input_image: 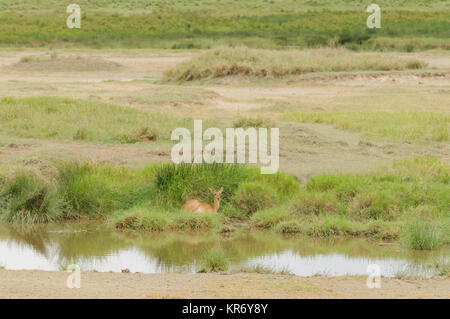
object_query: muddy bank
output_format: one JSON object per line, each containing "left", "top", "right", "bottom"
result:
{"left": 0, "top": 269, "right": 448, "bottom": 299}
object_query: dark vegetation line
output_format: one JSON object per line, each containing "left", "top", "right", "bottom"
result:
{"left": 0, "top": 11, "right": 448, "bottom": 50}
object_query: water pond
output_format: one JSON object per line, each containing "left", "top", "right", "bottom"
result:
{"left": 0, "top": 222, "right": 447, "bottom": 277}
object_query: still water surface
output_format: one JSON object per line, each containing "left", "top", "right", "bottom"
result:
{"left": 0, "top": 222, "right": 447, "bottom": 277}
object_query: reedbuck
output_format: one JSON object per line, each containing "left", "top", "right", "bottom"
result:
{"left": 182, "top": 187, "right": 224, "bottom": 214}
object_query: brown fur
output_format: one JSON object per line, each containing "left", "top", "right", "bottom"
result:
{"left": 181, "top": 187, "right": 224, "bottom": 214}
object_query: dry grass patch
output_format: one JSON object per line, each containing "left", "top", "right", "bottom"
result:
{"left": 164, "top": 47, "right": 427, "bottom": 82}
{"left": 8, "top": 54, "right": 122, "bottom": 72}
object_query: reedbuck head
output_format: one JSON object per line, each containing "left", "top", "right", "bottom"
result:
{"left": 209, "top": 187, "right": 224, "bottom": 203}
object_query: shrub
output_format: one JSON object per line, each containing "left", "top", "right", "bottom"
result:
{"left": 198, "top": 249, "right": 228, "bottom": 273}
{"left": 155, "top": 163, "right": 258, "bottom": 208}
{"left": 274, "top": 220, "right": 302, "bottom": 234}
{"left": 172, "top": 212, "right": 220, "bottom": 231}
{"left": 258, "top": 172, "right": 300, "bottom": 199}
{"left": 57, "top": 162, "right": 155, "bottom": 218}
{"left": 290, "top": 192, "right": 338, "bottom": 216}
{"left": 112, "top": 206, "right": 168, "bottom": 231}
{"left": 363, "top": 220, "right": 400, "bottom": 240}
{"left": 307, "top": 173, "right": 361, "bottom": 201}
{"left": 338, "top": 29, "right": 371, "bottom": 45}
{"left": 111, "top": 205, "right": 220, "bottom": 232}
{"left": 348, "top": 192, "right": 398, "bottom": 220}
{"left": 402, "top": 220, "right": 442, "bottom": 250}
{"left": 0, "top": 170, "right": 60, "bottom": 223}
{"left": 251, "top": 205, "right": 290, "bottom": 228}
{"left": 233, "top": 182, "right": 279, "bottom": 215}
{"left": 307, "top": 215, "right": 362, "bottom": 237}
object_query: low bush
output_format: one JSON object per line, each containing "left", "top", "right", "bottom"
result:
{"left": 57, "top": 162, "right": 156, "bottom": 218}
{"left": 402, "top": 220, "right": 443, "bottom": 250}
{"left": 251, "top": 205, "right": 290, "bottom": 229}
{"left": 198, "top": 249, "right": 228, "bottom": 273}
{"left": 111, "top": 205, "right": 220, "bottom": 232}
{"left": 233, "top": 182, "right": 279, "bottom": 215}
{"left": 348, "top": 192, "right": 398, "bottom": 220}
{"left": 274, "top": 220, "right": 303, "bottom": 234}
{"left": 290, "top": 192, "right": 339, "bottom": 216}
{"left": 0, "top": 170, "right": 60, "bottom": 223}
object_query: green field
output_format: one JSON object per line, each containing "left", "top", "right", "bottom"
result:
{"left": 0, "top": 0, "right": 449, "bottom": 50}
{"left": 1, "top": 0, "right": 448, "bottom": 13}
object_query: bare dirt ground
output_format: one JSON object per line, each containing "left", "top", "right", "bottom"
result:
{"left": 0, "top": 50, "right": 449, "bottom": 178}
{"left": 0, "top": 269, "right": 448, "bottom": 299}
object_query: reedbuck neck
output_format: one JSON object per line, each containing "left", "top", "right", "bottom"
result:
{"left": 181, "top": 187, "right": 224, "bottom": 214}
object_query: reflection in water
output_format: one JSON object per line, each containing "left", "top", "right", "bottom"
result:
{"left": 0, "top": 222, "right": 447, "bottom": 277}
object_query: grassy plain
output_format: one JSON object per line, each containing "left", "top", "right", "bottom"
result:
{"left": 0, "top": 0, "right": 448, "bottom": 50}
{"left": 0, "top": 1, "right": 448, "bottom": 252}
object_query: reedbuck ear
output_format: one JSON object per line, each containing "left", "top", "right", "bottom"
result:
{"left": 219, "top": 187, "right": 224, "bottom": 193}
{"left": 208, "top": 187, "right": 214, "bottom": 193}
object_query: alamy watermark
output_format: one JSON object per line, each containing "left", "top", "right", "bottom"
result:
{"left": 67, "top": 4, "right": 81, "bottom": 29}
{"left": 66, "top": 264, "right": 81, "bottom": 288}
{"left": 367, "top": 4, "right": 381, "bottom": 29}
{"left": 171, "top": 120, "right": 279, "bottom": 174}
{"left": 366, "top": 264, "right": 381, "bottom": 288}
{"left": 65, "top": 4, "right": 381, "bottom": 31}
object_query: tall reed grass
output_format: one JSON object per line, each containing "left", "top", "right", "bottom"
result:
{"left": 0, "top": 170, "right": 60, "bottom": 223}
{"left": 402, "top": 220, "right": 443, "bottom": 250}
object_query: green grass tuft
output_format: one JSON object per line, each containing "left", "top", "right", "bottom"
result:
{"left": 274, "top": 220, "right": 302, "bottom": 234}
{"left": 233, "top": 182, "right": 279, "bottom": 216}
{"left": 198, "top": 249, "right": 228, "bottom": 273}
{"left": 57, "top": 162, "right": 156, "bottom": 218}
{"left": 402, "top": 220, "right": 443, "bottom": 250}
{"left": 110, "top": 205, "right": 220, "bottom": 232}
{"left": 251, "top": 205, "right": 290, "bottom": 229}
{"left": 0, "top": 170, "right": 60, "bottom": 223}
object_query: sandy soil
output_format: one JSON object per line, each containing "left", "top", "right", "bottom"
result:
{"left": 0, "top": 269, "right": 448, "bottom": 299}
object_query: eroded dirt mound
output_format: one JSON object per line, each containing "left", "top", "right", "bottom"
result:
{"left": 207, "top": 71, "right": 450, "bottom": 86}
{"left": 304, "top": 71, "right": 450, "bottom": 83}
{"left": 5, "top": 54, "right": 123, "bottom": 72}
